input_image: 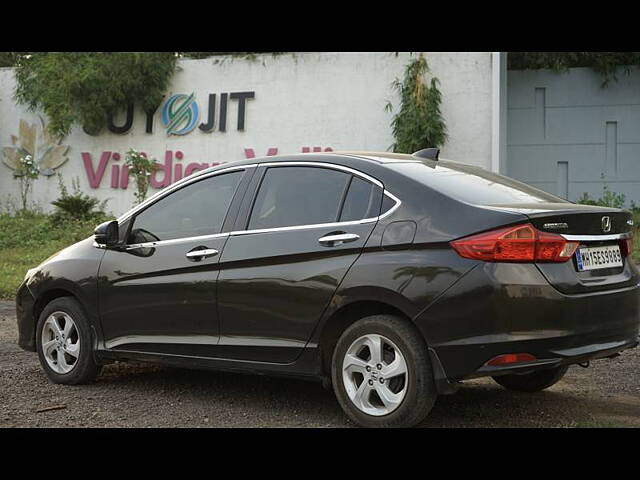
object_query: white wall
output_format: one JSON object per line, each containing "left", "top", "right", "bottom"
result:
{"left": 0, "top": 52, "right": 497, "bottom": 216}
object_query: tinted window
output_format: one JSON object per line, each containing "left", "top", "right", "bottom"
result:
{"left": 381, "top": 194, "right": 396, "bottom": 215}
{"left": 249, "top": 166, "right": 350, "bottom": 230}
{"left": 339, "top": 176, "right": 377, "bottom": 221}
{"left": 128, "top": 171, "right": 243, "bottom": 243}
{"left": 389, "top": 162, "right": 565, "bottom": 205}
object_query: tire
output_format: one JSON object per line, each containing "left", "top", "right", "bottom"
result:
{"left": 35, "top": 297, "right": 101, "bottom": 385}
{"left": 492, "top": 365, "right": 568, "bottom": 392}
{"left": 331, "top": 314, "right": 437, "bottom": 428}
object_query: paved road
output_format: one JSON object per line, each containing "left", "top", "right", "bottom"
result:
{"left": 1, "top": 301, "right": 638, "bottom": 427}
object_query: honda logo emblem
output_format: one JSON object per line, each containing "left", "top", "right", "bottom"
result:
{"left": 602, "top": 216, "right": 611, "bottom": 233}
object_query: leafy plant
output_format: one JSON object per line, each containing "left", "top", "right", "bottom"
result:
{"left": 13, "top": 153, "right": 39, "bottom": 211}
{"left": 577, "top": 178, "right": 626, "bottom": 209}
{"left": 14, "top": 53, "right": 178, "bottom": 138}
{"left": 125, "top": 149, "right": 159, "bottom": 205}
{"left": 386, "top": 54, "right": 447, "bottom": 153}
{"left": 51, "top": 174, "right": 108, "bottom": 221}
{"left": 508, "top": 52, "right": 640, "bottom": 87}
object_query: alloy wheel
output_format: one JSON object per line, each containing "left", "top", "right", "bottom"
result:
{"left": 41, "top": 311, "right": 80, "bottom": 374}
{"left": 341, "top": 333, "right": 408, "bottom": 416}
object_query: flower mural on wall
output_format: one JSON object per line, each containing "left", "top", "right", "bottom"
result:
{"left": 2, "top": 117, "right": 70, "bottom": 176}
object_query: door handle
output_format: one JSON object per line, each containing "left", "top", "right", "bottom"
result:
{"left": 185, "top": 248, "right": 219, "bottom": 261}
{"left": 318, "top": 233, "right": 360, "bottom": 247}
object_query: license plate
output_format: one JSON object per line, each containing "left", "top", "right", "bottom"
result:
{"left": 575, "top": 245, "right": 623, "bottom": 272}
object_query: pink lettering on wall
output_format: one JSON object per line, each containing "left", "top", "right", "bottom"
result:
{"left": 302, "top": 146, "right": 333, "bottom": 153}
{"left": 82, "top": 146, "right": 334, "bottom": 190}
{"left": 150, "top": 151, "right": 173, "bottom": 189}
{"left": 82, "top": 151, "right": 111, "bottom": 188}
{"left": 244, "top": 147, "right": 278, "bottom": 159}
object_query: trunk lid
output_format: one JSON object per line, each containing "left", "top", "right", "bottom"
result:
{"left": 487, "top": 202, "right": 637, "bottom": 294}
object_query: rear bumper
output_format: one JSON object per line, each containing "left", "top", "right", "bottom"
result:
{"left": 416, "top": 263, "right": 640, "bottom": 381}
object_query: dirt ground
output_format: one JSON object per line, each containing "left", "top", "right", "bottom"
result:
{"left": 0, "top": 301, "right": 638, "bottom": 428}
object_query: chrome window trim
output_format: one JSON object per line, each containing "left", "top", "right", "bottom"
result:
{"left": 233, "top": 162, "right": 402, "bottom": 236}
{"left": 259, "top": 161, "right": 384, "bottom": 188}
{"left": 230, "top": 190, "right": 401, "bottom": 236}
{"left": 117, "top": 164, "right": 256, "bottom": 223}
{"left": 113, "top": 161, "right": 402, "bottom": 247}
{"left": 230, "top": 219, "right": 375, "bottom": 236}
{"left": 561, "top": 232, "right": 632, "bottom": 241}
{"left": 125, "top": 232, "right": 229, "bottom": 250}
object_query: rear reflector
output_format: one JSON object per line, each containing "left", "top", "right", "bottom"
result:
{"left": 486, "top": 353, "right": 537, "bottom": 366}
{"left": 450, "top": 223, "right": 579, "bottom": 263}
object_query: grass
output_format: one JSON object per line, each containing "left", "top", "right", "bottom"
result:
{"left": 0, "top": 212, "right": 112, "bottom": 299}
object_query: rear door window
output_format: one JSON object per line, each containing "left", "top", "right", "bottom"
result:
{"left": 339, "top": 176, "right": 379, "bottom": 221}
{"left": 248, "top": 166, "right": 351, "bottom": 230}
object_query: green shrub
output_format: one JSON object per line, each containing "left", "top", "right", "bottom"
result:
{"left": 51, "top": 175, "right": 109, "bottom": 221}
{"left": 577, "top": 185, "right": 626, "bottom": 209}
{"left": 386, "top": 54, "right": 447, "bottom": 153}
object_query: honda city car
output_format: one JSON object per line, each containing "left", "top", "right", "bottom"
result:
{"left": 16, "top": 149, "right": 640, "bottom": 427}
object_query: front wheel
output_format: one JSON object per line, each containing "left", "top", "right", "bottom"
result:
{"left": 35, "top": 297, "right": 102, "bottom": 385}
{"left": 492, "top": 365, "right": 568, "bottom": 392}
{"left": 331, "top": 314, "right": 437, "bottom": 428}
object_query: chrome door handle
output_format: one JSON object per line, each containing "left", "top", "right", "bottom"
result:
{"left": 185, "top": 248, "right": 219, "bottom": 261}
{"left": 318, "top": 233, "right": 360, "bottom": 246}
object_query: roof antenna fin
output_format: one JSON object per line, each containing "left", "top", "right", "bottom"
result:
{"left": 413, "top": 148, "right": 440, "bottom": 161}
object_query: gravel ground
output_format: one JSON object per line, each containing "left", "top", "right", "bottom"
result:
{"left": 1, "top": 301, "right": 638, "bottom": 428}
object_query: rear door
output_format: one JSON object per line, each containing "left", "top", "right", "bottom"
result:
{"left": 216, "top": 163, "right": 383, "bottom": 363}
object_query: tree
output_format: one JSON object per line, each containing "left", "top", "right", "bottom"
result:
{"left": 13, "top": 52, "right": 178, "bottom": 138}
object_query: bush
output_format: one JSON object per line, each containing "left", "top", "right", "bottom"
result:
{"left": 576, "top": 185, "right": 626, "bottom": 209}
{"left": 51, "top": 175, "right": 109, "bottom": 221}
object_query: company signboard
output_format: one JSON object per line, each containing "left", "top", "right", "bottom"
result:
{"left": 0, "top": 53, "right": 497, "bottom": 215}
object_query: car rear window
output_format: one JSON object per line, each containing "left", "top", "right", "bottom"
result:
{"left": 390, "top": 162, "right": 564, "bottom": 206}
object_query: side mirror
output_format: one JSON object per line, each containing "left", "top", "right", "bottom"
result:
{"left": 94, "top": 220, "right": 119, "bottom": 246}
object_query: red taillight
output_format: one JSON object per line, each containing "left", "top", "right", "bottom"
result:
{"left": 451, "top": 223, "right": 579, "bottom": 263}
{"left": 620, "top": 236, "right": 634, "bottom": 257}
{"left": 486, "top": 353, "right": 537, "bottom": 366}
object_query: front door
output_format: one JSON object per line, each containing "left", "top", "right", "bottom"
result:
{"left": 217, "top": 164, "right": 383, "bottom": 363}
{"left": 98, "top": 168, "right": 248, "bottom": 356}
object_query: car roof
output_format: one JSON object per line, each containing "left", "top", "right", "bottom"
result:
{"left": 196, "top": 151, "right": 427, "bottom": 176}
{"left": 328, "top": 151, "right": 423, "bottom": 164}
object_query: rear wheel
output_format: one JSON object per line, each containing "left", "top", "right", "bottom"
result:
{"left": 492, "top": 365, "right": 568, "bottom": 392}
{"left": 35, "top": 297, "right": 101, "bottom": 385}
{"left": 331, "top": 314, "right": 437, "bottom": 428}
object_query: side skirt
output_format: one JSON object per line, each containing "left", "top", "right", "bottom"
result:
{"left": 95, "top": 346, "right": 323, "bottom": 382}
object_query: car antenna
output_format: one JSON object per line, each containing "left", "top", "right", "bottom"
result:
{"left": 412, "top": 148, "right": 440, "bottom": 161}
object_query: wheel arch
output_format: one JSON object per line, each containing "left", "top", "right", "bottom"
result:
{"left": 318, "top": 299, "right": 413, "bottom": 377}
{"left": 32, "top": 287, "right": 89, "bottom": 347}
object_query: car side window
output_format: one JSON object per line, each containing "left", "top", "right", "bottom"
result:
{"left": 127, "top": 171, "right": 243, "bottom": 243}
{"left": 339, "top": 176, "right": 378, "bottom": 222}
{"left": 248, "top": 166, "right": 351, "bottom": 230}
{"left": 380, "top": 194, "right": 396, "bottom": 216}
